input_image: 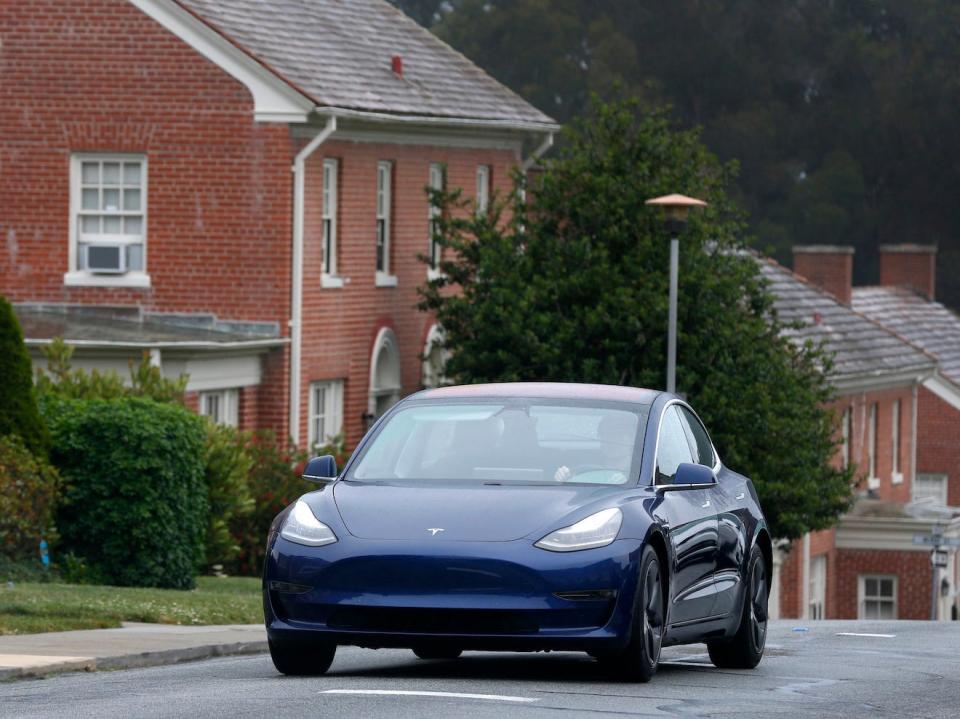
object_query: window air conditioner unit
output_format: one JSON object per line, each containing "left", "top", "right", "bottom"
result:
{"left": 85, "top": 244, "right": 126, "bottom": 274}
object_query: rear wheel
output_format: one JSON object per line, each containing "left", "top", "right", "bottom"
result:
{"left": 707, "top": 544, "right": 767, "bottom": 669}
{"left": 412, "top": 647, "right": 463, "bottom": 660}
{"left": 268, "top": 638, "right": 336, "bottom": 676}
{"left": 596, "top": 545, "right": 665, "bottom": 682}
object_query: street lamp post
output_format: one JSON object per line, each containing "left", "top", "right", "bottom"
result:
{"left": 645, "top": 194, "right": 708, "bottom": 394}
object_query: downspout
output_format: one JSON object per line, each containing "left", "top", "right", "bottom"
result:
{"left": 289, "top": 116, "right": 336, "bottom": 446}
{"left": 911, "top": 379, "right": 919, "bottom": 499}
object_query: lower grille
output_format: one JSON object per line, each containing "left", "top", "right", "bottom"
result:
{"left": 326, "top": 606, "right": 540, "bottom": 635}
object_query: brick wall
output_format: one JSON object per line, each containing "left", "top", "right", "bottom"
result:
{"left": 792, "top": 246, "right": 854, "bottom": 304}
{"left": 0, "top": 0, "right": 292, "bottom": 330}
{"left": 879, "top": 245, "right": 937, "bottom": 300}
{"left": 917, "top": 386, "right": 960, "bottom": 505}
{"left": 298, "top": 139, "right": 520, "bottom": 448}
{"left": 834, "top": 549, "right": 932, "bottom": 619}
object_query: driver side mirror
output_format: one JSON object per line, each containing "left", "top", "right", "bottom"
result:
{"left": 302, "top": 455, "right": 338, "bottom": 484}
{"left": 665, "top": 462, "right": 717, "bottom": 490}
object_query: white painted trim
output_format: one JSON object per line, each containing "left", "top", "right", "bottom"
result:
{"left": 315, "top": 106, "right": 559, "bottom": 134}
{"left": 835, "top": 514, "right": 960, "bottom": 551}
{"left": 24, "top": 337, "right": 285, "bottom": 351}
{"left": 857, "top": 574, "right": 898, "bottom": 620}
{"left": 922, "top": 372, "right": 960, "bottom": 412}
{"left": 801, "top": 533, "right": 811, "bottom": 620}
{"left": 374, "top": 272, "right": 398, "bottom": 288}
{"left": 911, "top": 382, "right": 919, "bottom": 497}
{"left": 421, "top": 323, "right": 448, "bottom": 389}
{"left": 368, "top": 327, "right": 401, "bottom": 418}
{"left": 63, "top": 271, "right": 152, "bottom": 288}
{"left": 305, "top": 126, "right": 524, "bottom": 152}
{"left": 290, "top": 117, "right": 337, "bottom": 445}
{"left": 320, "top": 274, "right": 345, "bottom": 289}
{"left": 127, "top": 0, "right": 313, "bottom": 123}
{"left": 521, "top": 132, "right": 555, "bottom": 172}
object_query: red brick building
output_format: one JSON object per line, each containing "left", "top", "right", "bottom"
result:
{"left": 767, "top": 246, "right": 960, "bottom": 621}
{"left": 0, "top": 0, "right": 557, "bottom": 447}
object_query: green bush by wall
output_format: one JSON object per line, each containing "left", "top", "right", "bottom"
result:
{"left": 44, "top": 396, "right": 208, "bottom": 589}
{"left": 0, "top": 435, "right": 60, "bottom": 562}
{"left": 0, "top": 296, "right": 49, "bottom": 456}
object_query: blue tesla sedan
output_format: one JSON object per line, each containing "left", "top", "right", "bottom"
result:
{"left": 263, "top": 383, "right": 771, "bottom": 681}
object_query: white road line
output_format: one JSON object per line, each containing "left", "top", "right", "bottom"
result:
{"left": 320, "top": 689, "right": 538, "bottom": 703}
{"left": 836, "top": 632, "right": 896, "bottom": 638}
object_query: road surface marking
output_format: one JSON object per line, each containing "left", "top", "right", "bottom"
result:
{"left": 320, "top": 689, "right": 537, "bottom": 703}
{"left": 836, "top": 632, "right": 896, "bottom": 638}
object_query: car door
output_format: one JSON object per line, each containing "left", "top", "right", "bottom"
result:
{"left": 677, "top": 405, "right": 747, "bottom": 618}
{"left": 652, "top": 405, "right": 720, "bottom": 625}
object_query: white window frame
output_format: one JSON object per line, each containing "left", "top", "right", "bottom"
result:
{"left": 891, "top": 399, "right": 902, "bottom": 483}
{"left": 321, "top": 158, "right": 343, "bottom": 288}
{"left": 375, "top": 161, "right": 397, "bottom": 287}
{"left": 809, "top": 554, "right": 826, "bottom": 620}
{"left": 199, "top": 388, "right": 239, "bottom": 427}
{"left": 867, "top": 402, "right": 879, "bottom": 490}
{"left": 369, "top": 327, "right": 402, "bottom": 419}
{"left": 841, "top": 406, "right": 851, "bottom": 470}
{"left": 65, "top": 153, "right": 150, "bottom": 288}
{"left": 914, "top": 473, "right": 949, "bottom": 505}
{"left": 308, "top": 379, "right": 344, "bottom": 449}
{"left": 476, "top": 164, "right": 491, "bottom": 216}
{"left": 858, "top": 574, "right": 897, "bottom": 620}
{"left": 427, "top": 163, "right": 444, "bottom": 280}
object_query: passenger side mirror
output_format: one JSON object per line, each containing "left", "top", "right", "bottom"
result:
{"left": 302, "top": 455, "right": 338, "bottom": 484}
{"left": 666, "top": 462, "right": 717, "bottom": 490}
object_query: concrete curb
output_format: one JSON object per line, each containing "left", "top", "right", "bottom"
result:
{"left": 0, "top": 640, "right": 268, "bottom": 682}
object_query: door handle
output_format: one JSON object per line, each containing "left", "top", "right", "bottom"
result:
{"left": 735, "top": 493, "right": 745, "bottom": 501}
{"left": 701, "top": 500, "right": 711, "bottom": 508}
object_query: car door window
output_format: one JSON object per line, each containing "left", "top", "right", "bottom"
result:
{"left": 656, "top": 405, "right": 694, "bottom": 484}
{"left": 678, "top": 406, "right": 715, "bottom": 468}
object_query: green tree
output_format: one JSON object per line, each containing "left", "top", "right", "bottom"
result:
{"left": 0, "top": 296, "right": 49, "bottom": 456}
{"left": 419, "top": 99, "right": 853, "bottom": 540}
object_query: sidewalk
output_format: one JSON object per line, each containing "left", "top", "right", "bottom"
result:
{"left": 0, "top": 623, "right": 267, "bottom": 681}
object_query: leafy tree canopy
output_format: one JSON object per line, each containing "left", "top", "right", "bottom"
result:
{"left": 392, "top": 0, "right": 960, "bottom": 307}
{"left": 418, "top": 99, "right": 854, "bottom": 540}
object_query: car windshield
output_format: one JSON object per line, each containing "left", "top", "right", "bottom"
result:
{"left": 347, "top": 400, "right": 647, "bottom": 486}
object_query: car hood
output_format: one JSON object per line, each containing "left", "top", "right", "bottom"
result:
{"left": 332, "top": 481, "right": 615, "bottom": 542}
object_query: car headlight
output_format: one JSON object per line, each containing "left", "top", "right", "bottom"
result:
{"left": 535, "top": 507, "right": 623, "bottom": 552}
{"left": 279, "top": 499, "right": 338, "bottom": 547}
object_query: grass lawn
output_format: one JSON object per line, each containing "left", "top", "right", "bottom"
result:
{"left": 0, "top": 576, "right": 262, "bottom": 635}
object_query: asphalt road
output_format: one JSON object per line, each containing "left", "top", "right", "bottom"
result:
{"left": 2, "top": 620, "right": 959, "bottom": 718}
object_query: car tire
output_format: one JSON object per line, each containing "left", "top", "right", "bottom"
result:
{"left": 412, "top": 647, "right": 463, "bottom": 660}
{"left": 268, "top": 638, "right": 337, "bottom": 676}
{"left": 596, "top": 545, "right": 665, "bottom": 683}
{"left": 707, "top": 544, "right": 767, "bottom": 669}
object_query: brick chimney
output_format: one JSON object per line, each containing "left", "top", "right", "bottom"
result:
{"left": 792, "top": 245, "right": 855, "bottom": 305}
{"left": 879, "top": 244, "right": 937, "bottom": 300}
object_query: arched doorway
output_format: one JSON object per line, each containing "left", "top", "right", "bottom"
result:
{"left": 369, "top": 327, "right": 401, "bottom": 419}
{"left": 421, "top": 323, "right": 449, "bottom": 389}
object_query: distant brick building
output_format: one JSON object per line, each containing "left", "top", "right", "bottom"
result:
{"left": 0, "top": 0, "right": 557, "bottom": 447}
{"left": 770, "top": 246, "right": 960, "bottom": 621}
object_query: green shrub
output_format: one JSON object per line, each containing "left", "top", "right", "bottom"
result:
{"left": 44, "top": 396, "right": 208, "bottom": 589}
{"left": 0, "top": 296, "right": 49, "bottom": 456}
{"left": 203, "top": 423, "right": 254, "bottom": 570}
{"left": 0, "top": 435, "right": 59, "bottom": 562}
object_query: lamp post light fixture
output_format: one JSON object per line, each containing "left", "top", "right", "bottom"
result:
{"left": 644, "top": 194, "right": 708, "bottom": 394}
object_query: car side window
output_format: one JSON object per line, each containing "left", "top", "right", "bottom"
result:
{"left": 678, "top": 406, "right": 715, "bottom": 468}
{"left": 656, "top": 406, "right": 694, "bottom": 484}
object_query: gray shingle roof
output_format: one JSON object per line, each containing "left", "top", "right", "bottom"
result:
{"left": 176, "top": 0, "right": 557, "bottom": 127}
{"left": 853, "top": 286, "right": 960, "bottom": 385}
{"left": 757, "top": 256, "right": 934, "bottom": 383}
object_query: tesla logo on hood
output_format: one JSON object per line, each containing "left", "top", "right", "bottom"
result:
{"left": 427, "top": 528, "right": 445, "bottom": 536}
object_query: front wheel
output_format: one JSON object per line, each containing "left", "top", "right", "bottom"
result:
{"left": 269, "top": 639, "right": 336, "bottom": 676}
{"left": 596, "top": 545, "right": 665, "bottom": 682}
{"left": 707, "top": 544, "right": 767, "bottom": 669}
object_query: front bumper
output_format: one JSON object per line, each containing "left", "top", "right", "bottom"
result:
{"left": 264, "top": 534, "right": 644, "bottom": 651}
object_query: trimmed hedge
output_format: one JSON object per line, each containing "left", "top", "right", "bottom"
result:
{"left": 44, "top": 396, "right": 208, "bottom": 589}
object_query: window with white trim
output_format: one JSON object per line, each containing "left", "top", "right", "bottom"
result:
{"left": 841, "top": 407, "right": 852, "bottom": 469}
{"left": 309, "top": 380, "right": 344, "bottom": 449}
{"left": 370, "top": 328, "right": 401, "bottom": 419}
{"left": 376, "top": 161, "right": 393, "bottom": 279}
{"left": 867, "top": 402, "right": 878, "bottom": 488}
{"left": 427, "top": 163, "right": 444, "bottom": 272}
{"left": 858, "top": 575, "right": 896, "bottom": 619}
{"left": 914, "top": 473, "right": 948, "bottom": 505}
{"left": 199, "top": 388, "right": 239, "bottom": 427}
{"left": 891, "top": 399, "right": 902, "bottom": 483}
{"left": 476, "top": 165, "right": 491, "bottom": 216}
{"left": 322, "top": 158, "right": 338, "bottom": 277}
{"left": 71, "top": 155, "right": 147, "bottom": 280}
{"left": 809, "top": 555, "right": 826, "bottom": 620}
